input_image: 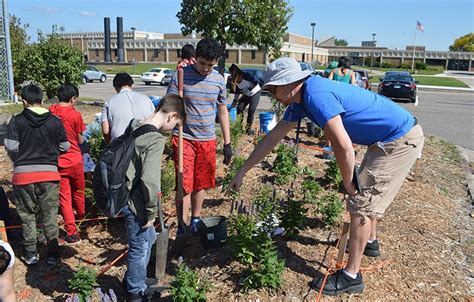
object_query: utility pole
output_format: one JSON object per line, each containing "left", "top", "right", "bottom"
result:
{"left": 131, "top": 27, "right": 136, "bottom": 75}
{"left": 370, "top": 33, "right": 376, "bottom": 71}
{"left": 310, "top": 22, "right": 316, "bottom": 64}
{"left": 1, "top": 0, "right": 14, "bottom": 102}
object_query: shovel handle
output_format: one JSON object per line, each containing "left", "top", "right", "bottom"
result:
{"left": 176, "top": 68, "right": 186, "bottom": 233}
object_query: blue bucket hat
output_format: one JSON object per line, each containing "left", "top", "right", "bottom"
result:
{"left": 263, "top": 58, "right": 313, "bottom": 88}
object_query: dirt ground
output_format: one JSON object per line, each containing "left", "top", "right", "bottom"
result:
{"left": 1, "top": 103, "right": 472, "bottom": 301}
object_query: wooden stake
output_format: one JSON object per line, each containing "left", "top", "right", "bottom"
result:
{"left": 336, "top": 222, "right": 350, "bottom": 269}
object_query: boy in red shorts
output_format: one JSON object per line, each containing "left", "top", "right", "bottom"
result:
{"left": 50, "top": 85, "right": 86, "bottom": 244}
{"left": 167, "top": 38, "right": 232, "bottom": 236}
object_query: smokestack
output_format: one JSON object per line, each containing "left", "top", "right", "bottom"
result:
{"left": 116, "top": 17, "right": 124, "bottom": 63}
{"left": 104, "top": 17, "right": 111, "bottom": 63}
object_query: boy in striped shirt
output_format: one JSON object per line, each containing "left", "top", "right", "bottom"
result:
{"left": 167, "top": 38, "right": 232, "bottom": 236}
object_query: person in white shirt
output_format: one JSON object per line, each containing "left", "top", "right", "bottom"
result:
{"left": 102, "top": 73, "right": 155, "bottom": 143}
{"left": 229, "top": 64, "right": 262, "bottom": 135}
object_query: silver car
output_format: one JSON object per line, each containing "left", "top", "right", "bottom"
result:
{"left": 82, "top": 65, "right": 107, "bottom": 84}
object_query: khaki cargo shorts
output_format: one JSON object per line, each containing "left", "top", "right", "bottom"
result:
{"left": 347, "top": 124, "right": 424, "bottom": 218}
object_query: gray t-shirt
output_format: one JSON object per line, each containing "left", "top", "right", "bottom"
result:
{"left": 102, "top": 87, "right": 155, "bottom": 141}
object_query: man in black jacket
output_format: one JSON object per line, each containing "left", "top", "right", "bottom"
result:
{"left": 5, "top": 84, "right": 69, "bottom": 266}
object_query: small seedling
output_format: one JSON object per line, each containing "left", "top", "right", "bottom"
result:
{"left": 87, "top": 127, "right": 105, "bottom": 162}
{"left": 171, "top": 258, "right": 210, "bottom": 302}
{"left": 222, "top": 156, "right": 246, "bottom": 199}
{"left": 230, "top": 115, "right": 245, "bottom": 150}
{"left": 301, "top": 177, "right": 323, "bottom": 205}
{"left": 67, "top": 266, "right": 99, "bottom": 302}
{"left": 228, "top": 214, "right": 261, "bottom": 265}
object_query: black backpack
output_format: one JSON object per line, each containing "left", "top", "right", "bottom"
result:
{"left": 92, "top": 122, "right": 159, "bottom": 218}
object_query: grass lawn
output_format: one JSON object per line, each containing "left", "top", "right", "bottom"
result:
{"left": 353, "top": 65, "right": 445, "bottom": 75}
{"left": 94, "top": 63, "right": 177, "bottom": 74}
{"left": 413, "top": 76, "right": 469, "bottom": 87}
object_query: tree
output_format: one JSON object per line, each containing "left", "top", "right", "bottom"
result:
{"left": 177, "top": 0, "right": 293, "bottom": 71}
{"left": 30, "top": 34, "right": 85, "bottom": 98}
{"left": 9, "top": 15, "right": 85, "bottom": 98}
{"left": 449, "top": 33, "right": 474, "bottom": 52}
{"left": 334, "top": 38, "right": 348, "bottom": 46}
{"left": 9, "top": 15, "right": 30, "bottom": 91}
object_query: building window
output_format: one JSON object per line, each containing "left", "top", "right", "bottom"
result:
{"left": 225, "top": 50, "right": 229, "bottom": 59}
{"left": 177, "top": 49, "right": 181, "bottom": 58}
{"left": 95, "top": 49, "right": 99, "bottom": 57}
{"left": 251, "top": 50, "right": 256, "bottom": 60}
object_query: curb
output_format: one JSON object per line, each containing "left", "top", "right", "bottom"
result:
{"left": 456, "top": 145, "right": 474, "bottom": 203}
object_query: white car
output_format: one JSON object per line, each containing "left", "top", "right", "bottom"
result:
{"left": 141, "top": 68, "right": 174, "bottom": 85}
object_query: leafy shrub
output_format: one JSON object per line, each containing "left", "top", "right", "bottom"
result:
{"left": 161, "top": 159, "right": 176, "bottom": 200}
{"left": 415, "top": 62, "right": 427, "bottom": 70}
{"left": 301, "top": 176, "right": 323, "bottom": 204}
{"left": 241, "top": 238, "right": 285, "bottom": 290}
{"left": 171, "top": 259, "right": 210, "bottom": 302}
{"left": 380, "top": 62, "right": 394, "bottom": 68}
{"left": 67, "top": 266, "right": 98, "bottom": 302}
{"left": 272, "top": 144, "right": 298, "bottom": 185}
{"left": 278, "top": 192, "right": 308, "bottom": 239}
{"left": 252, "top": 186, "right": 280, "bottom": 235}
{"left": 228, "top": 214, "right": 261, "bottom": 265}
{"left": 324, "top": 160, "right": 342, "bottom": 188}
{"left": 400, "top": 63, "right": 411, "bottom": 70}
{"left": 318, "top": 192, "right": 344, "bottom": 227}
{"left": 87, "top": 127, "right": 105, "bottom": 162}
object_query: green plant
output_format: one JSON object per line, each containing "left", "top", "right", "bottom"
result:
{"left": 88, "top": 127, "right": 105, "bottom": 162}
{"left": 317, "top": 192, "right": 344, "bottom": 227}
{"left": 161, "top": 159, "right": 176, "bottom": 200}
{"left": 271, "top": 98, "right": 285, "bottom": 121}
{"left": 415, "top": 62, "right": 428, "bottom": 70}
{"left": 228, "top": 214, "right": 261, "bottom": 265}
{"left": 324, "top": 160, "right": 342, "bottom": 188}
{"left": 301, "top": 177, "right": 323, "bottom": 204}
{"left": 272, "top": 144, "right": 298, "bottom": 185}
{"left": 278, "top": 192, "right": 308, "bottom": 239}
{"left": 252, "top": 185, "right": 280, "bottom": 234}
{"left": 68, "top": 266, "right": 99, "bottom": 302}
{"left": 241, "top": 237, "right": 285, "bottom": 290}
{"left": 230, "top": 115, "right": 244, "bottom": 150}
{"left": 222, "top": 156, "right": 246, "bottom": 199}
{"left": 171, "top": 259, "right": 210, "bottom": 302}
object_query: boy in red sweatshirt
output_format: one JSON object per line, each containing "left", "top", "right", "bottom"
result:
{"left": 50, "top": 85, "right": 86, "bottom": 244}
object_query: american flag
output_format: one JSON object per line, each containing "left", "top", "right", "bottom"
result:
{"left": 416, "top": 20, "right": 424, "bottom": 32}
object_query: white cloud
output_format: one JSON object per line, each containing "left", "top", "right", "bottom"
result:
{"left": 25, "top": 6, "right": 61, "bottom": 15}
{"left": 80, "top": 11, "right": 97, "bottom": 17}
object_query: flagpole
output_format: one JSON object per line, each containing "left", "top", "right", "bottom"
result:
{"left": 411, "top": 23, "right": 418, "bottom": 72}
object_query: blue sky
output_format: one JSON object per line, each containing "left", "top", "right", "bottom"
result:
{"left": 8, "top": 0, "right": 474, "bottom": 51}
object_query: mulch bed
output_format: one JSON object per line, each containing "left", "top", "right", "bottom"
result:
{"left": 1, "top": 103, "right": 471, "bottom": 301}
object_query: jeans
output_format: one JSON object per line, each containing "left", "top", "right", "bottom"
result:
{"left": 123, "top": 206, "right": 156, "bottom": 294}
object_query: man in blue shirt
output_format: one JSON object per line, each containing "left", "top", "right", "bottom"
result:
{"left": 228, "top": 58, "right": 424, "bottom": 296}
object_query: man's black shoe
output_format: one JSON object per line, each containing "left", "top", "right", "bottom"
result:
{"left": 364, "top": 240, "right": 381, "bottom": 257}
{"left": 309, "top": 270, "right": 364, "bottom": 296}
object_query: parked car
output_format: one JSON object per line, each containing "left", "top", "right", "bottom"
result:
{"left": 354, "top": 69, "right": 372, "bottom": 90}
{"left": 213, "top": 65, "right": 230, "bottom": 84}
{"left": 226, "top": 67, "right": 265, "bottom": 93}
{"left": 354, "top": 72, "right": 366, "bottom": 89}
{"left": 378, "top": 71, "right": 417, "bottom": 102}
{"left": 299, "top": 61, "right": 314, "bottom": 72}
{"left": 161, "top": 70, "right": 176, "bottom": 85}
{"left": 140, "top": 68, "right": 174, "bottom": 85}
{"left": 82, "top": 65, "right": 107, "bottom": 84}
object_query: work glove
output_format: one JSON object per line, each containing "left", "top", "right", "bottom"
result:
{"left": 223, "top": 143, "right": 233, "bottom": 165}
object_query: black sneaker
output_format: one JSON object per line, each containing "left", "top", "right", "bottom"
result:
{"left": 59, "top": 234, "right": 81, "bottom": 246}
{"left": 22, "top": 250, "right": 39, "bottom": 266}
{"left": 309, "top": 270, "right": 364, "bottom": 296}
{"left": 46, "top": 240, "right": 60, "bottom": 265}
{"left": 246, "top": 128, "right": 255, "bottom": 136}
{"left": 127, "top": 290, "right": 160, "bottom": 302}
{"left": 364, "top": 240, "right": 381, "bottom": 257}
